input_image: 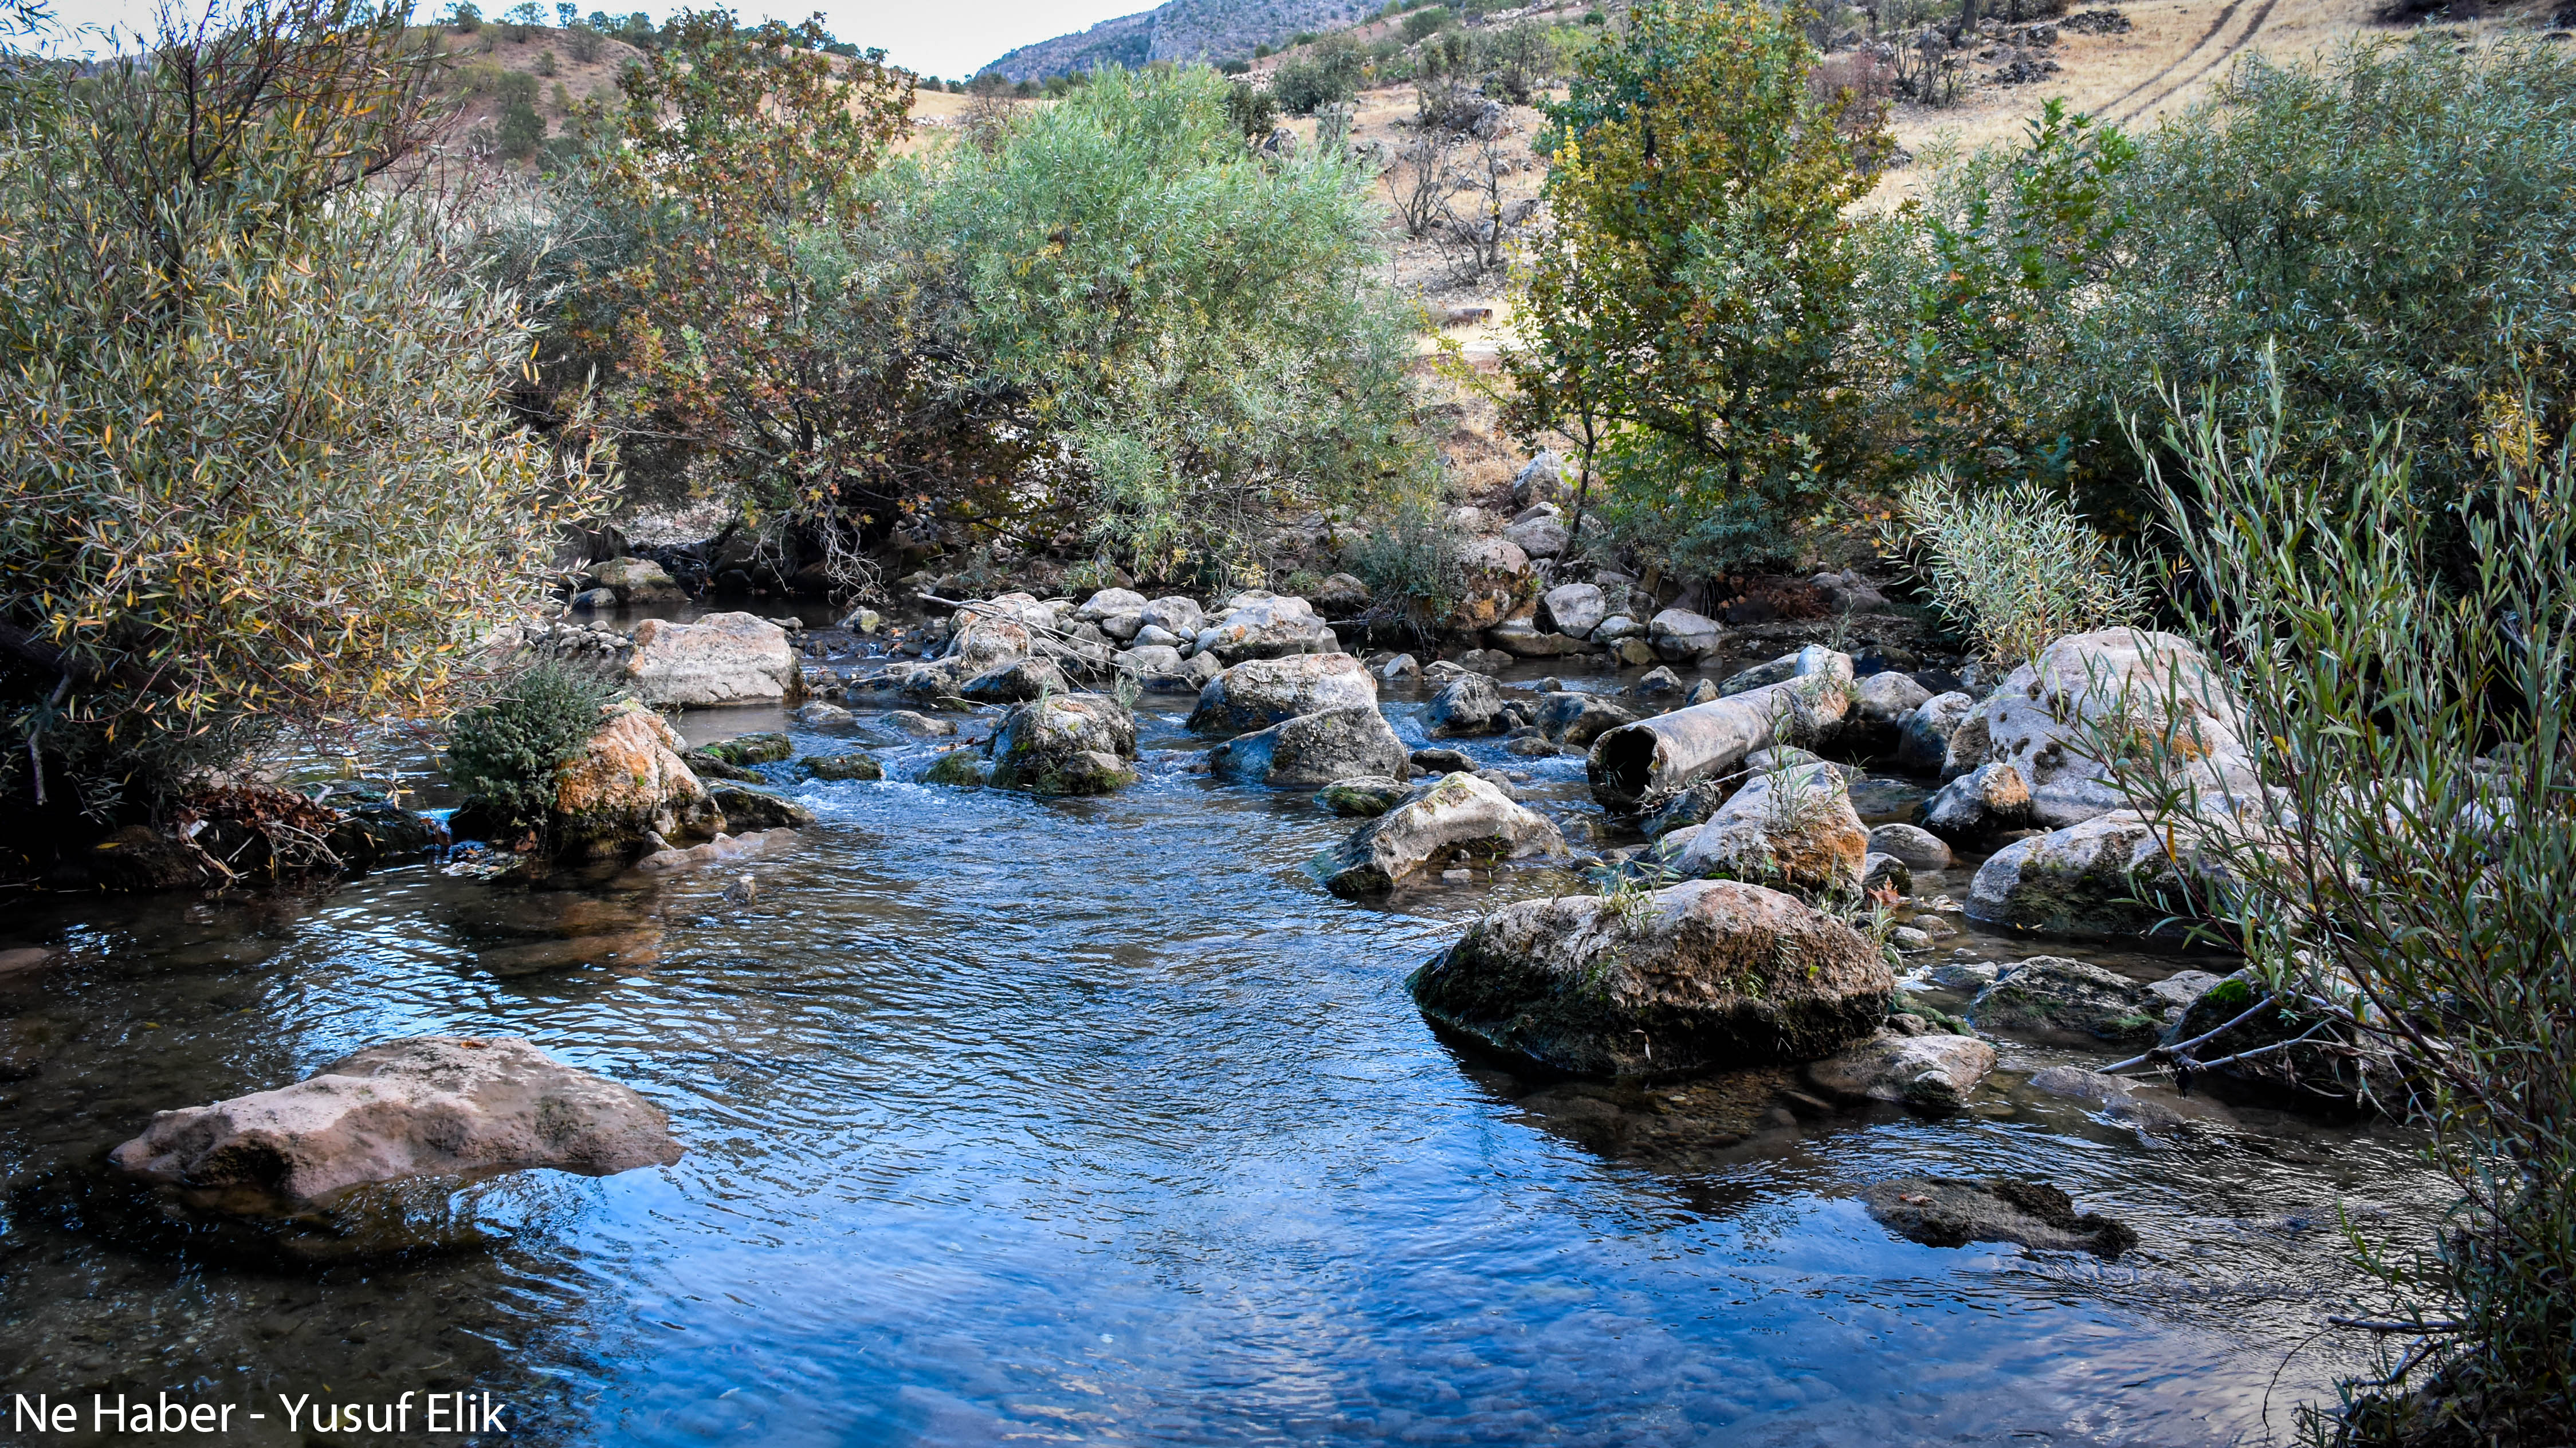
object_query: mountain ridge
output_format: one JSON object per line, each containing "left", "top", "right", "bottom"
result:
{"left": 983, "top": 0, "right": 1376, "bottom": 80}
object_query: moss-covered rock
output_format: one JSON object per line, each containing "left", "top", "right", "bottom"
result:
{"left": 708, "top": 786, "right": 814, "bottom": 832}
{"left": 1408, "top": 878, "right": 1893, "bottom": 1077}
{"left": 1315, "top": 776, "right": 1409, "bottom": 817}
{"left": 1968, "top": 956, "right": 2159, "bottom": 1044}
{"left": 799, "top": 752, "right": 885, "bottom": 782}
{"left": 989, "top": 694, "right": 1137, "bottom": 795}
{"left": 923, "top": 750, "right": 989, "bottom": 787}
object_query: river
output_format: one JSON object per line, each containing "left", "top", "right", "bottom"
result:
{"left": 0, "top": 654, "right": 2446, "bottom": 1446}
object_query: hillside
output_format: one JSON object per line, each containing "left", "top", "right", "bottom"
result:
{"left": 983, "top": 0, "right": 1381, "bottom": 79}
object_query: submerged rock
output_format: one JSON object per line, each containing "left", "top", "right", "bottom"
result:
{"left": 1806, "top": 1030, "right": 1997, "bottom": 1111}
{"left": 706, "top": 785, "right": 815, "bottom": 832}
{"left": 1968, "top": 956, "right": 2161, "bottom": 1044}
{"left": 1314, "top": 775, "right": 1410, "bottom": 817}
{"left": 1407, "top": 879, "right": 1891, "bottom": 1077}
{"left": 692, "top": 732, "right": 791, "bottom": 765}
{"left": 1313, "top": 772, "right": 1564, "bottom": 896}
{"left": 1187, "top": 654, "right": 1377, "bottom": 735}
{"left": 1863, "top": 1176, "right": 2136, "bottom": 1257}
{"left": 990, "top": 694, "right": 1138, "bottom": 795}
{"left": 1208, "top": 706, "right": 1409, "bottom": 787}
{"left": 799, "top": 752, "right": 885, "bottom": 782}
{"left": 636, "top": 827, "right": 802, "bottom": 873}
{"left": 108, "top": 1037, "right": 682, "bottom": 1207}
{"left": 922, "top": 750, "right": 989, "bottom": 787}
{"left": 625, "top": 612, "right": 800, "bottom": 706}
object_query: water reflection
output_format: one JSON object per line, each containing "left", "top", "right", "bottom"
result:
{"left": 0, "top": 666, "right": 2448, "bottom": 1446}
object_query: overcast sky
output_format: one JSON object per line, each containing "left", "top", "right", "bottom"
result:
{"left": 34, "top": 0, "right": 1149, "bottom": 79}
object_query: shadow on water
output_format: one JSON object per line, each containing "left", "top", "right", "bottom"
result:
{"left": 0, "top": 665, "right": 2451, "bottom": 1446}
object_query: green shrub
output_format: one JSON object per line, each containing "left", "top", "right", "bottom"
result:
{"left": 1400, "top": 5, "right": 1453, "bottom": 42}
{"left": 1883, "top": 470, "right": 2144, "bottom": 664}
{"left": 1223, "top": 78, "right": 1277, "bottom": 136}
{"left": 1271, "top": 33, "right": 1365, "bottom": 112}
{"left": 498, "top": 88, "right": 546, "bottom": 157}
{"left": 0, "top": 0, "right": 608, "bottom": 823}
{"left": 442, "top": 660, "right": 622, "bottom": 825}
{"left": 1503, "top": 0, "right": 1885, "bottom": 580}
{"left": 1866, "top": 37, "right": 2576, "bottom": 528}
{"left": 2112, "top": 392, "right": 2576, "bottom": 1446}
{"left": 1345, "top": 491, "right": 1466, "bottom": 626}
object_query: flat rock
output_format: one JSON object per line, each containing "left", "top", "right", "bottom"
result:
{"left": 625, "top": 612, "right": 798, "bottom": 706}
{"left": 1807, "top": 1030, "right": 1997, "bottom": 1110}
{"left": 1863, "top": 1176, "right": 2136, "bottom": 1257}
{"left": 108, "top": 1037, "right": 682, "bottom": 1207}
{"left": 1868, "top": 822, "right": 1953, "bottom": 870}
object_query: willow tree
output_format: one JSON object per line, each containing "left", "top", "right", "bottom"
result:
{"left": 0, "top": 0, "right": 606, "bottom": 835}
{"left": 1503, "top": 0, "right": 1886, "bottom": 581}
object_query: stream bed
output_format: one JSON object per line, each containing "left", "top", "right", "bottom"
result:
{"left": 0, "top": 663, "right": 2447, "bottom": 1446}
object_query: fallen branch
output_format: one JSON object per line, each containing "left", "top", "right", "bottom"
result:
{"left": 2328, "top": 1316, "right": 2465, "bottom": 1334}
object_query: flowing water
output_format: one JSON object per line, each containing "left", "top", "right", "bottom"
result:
{"left": 0, "top": 658, "right": 2449, "bottom": 1446}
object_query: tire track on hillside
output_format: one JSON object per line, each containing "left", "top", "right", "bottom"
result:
{"left": 2098, "top": 0, "right": 2245, "bottom": 116}
{"left": 2112, "top": 0, "right": 2283, "bottom": 121}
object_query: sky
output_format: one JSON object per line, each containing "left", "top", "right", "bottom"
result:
{"left": 33, "top": 0, "right": 1150, "bottom": 79}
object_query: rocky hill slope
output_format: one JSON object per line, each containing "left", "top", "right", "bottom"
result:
{"left": 983, "top": 0, "right": 1379, "bottom": 80}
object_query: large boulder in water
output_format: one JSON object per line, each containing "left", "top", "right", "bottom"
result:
{"left": 1534, "top": 690, "right": 1638, "bottom": 746}
{"left": 988, "top": 693, "right": 1138, "bottom": 795}
{"left": 551, "top": 702, "right": 720, "bottom": 853}
{"left": 1193, "top": 593, "right": 1335, "bottom": 663}
{"left": 1422, "top": 671, "right": 1506, "bottom": 737}
{"left": 1916, "top": 761, "right": 2037, "bottom": 844}
{"left": 2159, "top": 969, "right": 2394, "bottom": 1111}
{"left": 1974, "top": 630, "right": 2261, "bottom": 827}
{"left": 1965, "top": 809, "right": 2246, "bottom": 938}
{"left": 107, "top": 1036, "right": 682, "bottom": 1207}
{"left": 1208, "top": 706, "right": 1409, "bottom": 787}
{"left": 959, "top": 656, "right": 1067, "bottom": 705}
{"left": 624, "top": 612, "right": 799, "bottom": 706}
{"left": 1187, "top": 654, "right": 1377, "bottom": 734}
{"left": 1313, "top": 772, "right": 1564, "bottom": 896}
{"left": 1670, "top": 760, "right": 1870, "bottom": 900}
{"left": 1407, "top": 879, "right": 1892, "bottom": 1077}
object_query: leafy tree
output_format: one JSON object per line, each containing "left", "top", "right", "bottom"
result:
{"left": 1271, "top": 32, "right": 1364, "bottom": 112}
{"left": 564, "top": 10, "right": 912, "bottom": 552}
{"left": 1868, "top": 37, "right": 2576, "bottom": 530}
{"left": 1853, "top": 98, "right": 2132, "bottom": 499}
{"left": 908, "top": 66, "right": 1424, "bottom": 580}
{"left": 0, "top": 0, "right": 608, "bottom": 829}
{"left": 1502, "top": 0, "right": 1887, "bottom": 581}
{"left": 498, "top": 84, "right": 546, "bottom": 156}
